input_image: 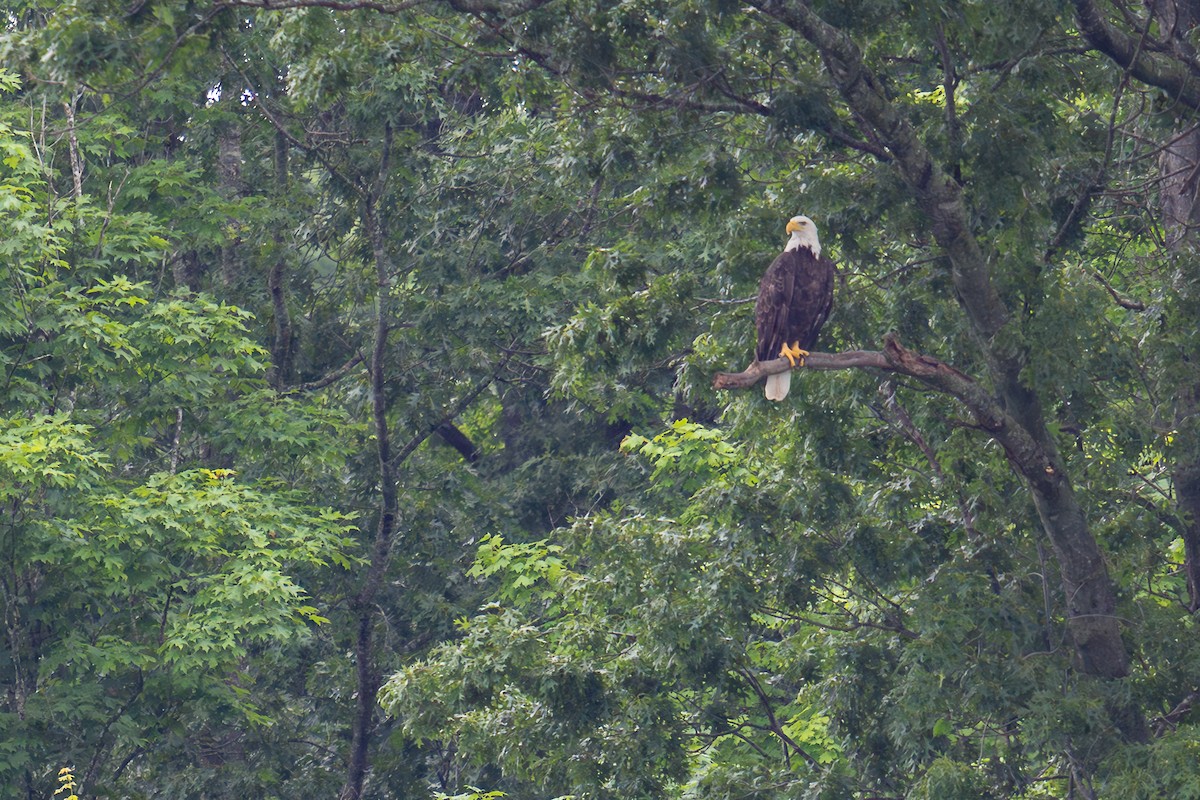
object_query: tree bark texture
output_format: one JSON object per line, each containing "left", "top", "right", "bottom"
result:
{"left": 1071, "top": 0, "right": 1200, "bottom": 112}
{"left": 340, "top": 128, "right": 398, "bottom": 800}
{"left": 216, "top": 124, "right": 244, "bottom": 288}
{"left": 268, "top": 130, "right": 295, "bottom": 388}
{"left": 1140, "top": 0, "right": 1200, "bottom": 614}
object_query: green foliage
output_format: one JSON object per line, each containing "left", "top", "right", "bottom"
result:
{"left": 434, "top": 789, "right": 508, "bottom": 800}
{"left": 0, "top": 58, "right": 365, "bottom": 798}
{"left": 6, "top": 1, "right": 1200, "bottom": 798}
{"left": 621, "top": 419, "right": 756, "bottom": 495}
{"left": 0, "top": 413, "right": 107, "bottom": 495}
{"left": 909, "top": 756, "right": 989, "bottom": 800}
{"left": 63, "top": 469, "right": 356, "bottom": 664}
{"left": 1101, "top": 730, "right": 1200, "bottom": 799}
{"left": 466, "top": 534, "right": 572, "bottom": 608}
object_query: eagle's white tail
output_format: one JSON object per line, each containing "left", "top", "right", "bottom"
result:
{"left": 764, "top": 371, "right": 790, "bottom": 401}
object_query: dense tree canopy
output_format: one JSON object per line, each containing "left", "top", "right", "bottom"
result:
{"left": 4, "top": 0, "right": 1200, "bottom": 798}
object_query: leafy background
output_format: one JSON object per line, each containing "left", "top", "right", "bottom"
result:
{"left": 3, "top": 1, "right": 1200, "bottom": 798}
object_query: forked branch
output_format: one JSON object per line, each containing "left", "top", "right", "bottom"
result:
{"left": 715, "top": 335, "right": 974, "bottom": 403}
{"left": 715, "top": 335, "right": 1054, "bottom": 499}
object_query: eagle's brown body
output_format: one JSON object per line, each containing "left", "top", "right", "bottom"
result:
{"left": 754, "top": 241, "right": 834, "bottom": 400}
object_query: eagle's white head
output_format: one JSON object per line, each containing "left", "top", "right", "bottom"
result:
{"left": 784, "top": 215, "right": 821, "bottom": 258}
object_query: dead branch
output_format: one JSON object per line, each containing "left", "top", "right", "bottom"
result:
{"left": 712, "top": 334, "right": 972, "bottom": 392}
{"left": 712, "top": 349, "right": 889, "bottom": 389}
{"left": 714, "top": 334, "right": 1049, "bottom": 486}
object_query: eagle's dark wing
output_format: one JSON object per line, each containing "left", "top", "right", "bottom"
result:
{"left": 755, "top": 248, "right": 834, "bottom": 362}
{"left": 755, "top": 250, "right": 798, "bottom": 363}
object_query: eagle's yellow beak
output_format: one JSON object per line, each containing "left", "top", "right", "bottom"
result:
{"left": 786, "top": 219, "right": 804, "bottom": 234}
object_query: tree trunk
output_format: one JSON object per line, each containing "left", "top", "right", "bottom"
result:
{"left": 750, "top": 0, "right": 1136, "bottom": 691}
{"left": 337, "top": 121, "right": 396, "bottom": 799}
{"left": 1141, "top": 0, "right": 1200, "bottom": 615}
{"left": 1162, "top": 128, "right": 1200, "bottom": 612}
{"left": 216, "top": 124, "right": 243, "bottom": 288}
{"left": 268, "top": 130, "right": 294, "bottom": 388}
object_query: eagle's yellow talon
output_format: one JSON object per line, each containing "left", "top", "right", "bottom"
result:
{"left": 780, "top": 342, "right": 809, "bottom": 368}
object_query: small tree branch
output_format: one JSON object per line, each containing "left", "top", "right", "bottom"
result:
{"left": 282, "top": 354, "right": 366, "bottom": 395}
{"left": 1153, "top": 688, "right": 1200, "bottom": 736}
{"left": 735, "top": 665, "right": 820, "bottom": 769}
{"left": 219, "top": 0, "right": 430, "bottom": 11}
{"left": 1091, "top": 269, "right": 1147, "bottom": 311}
{"left": 879, "top": 381, "right": 982, "bottom": 544}
{"left": 390, "top": 349, "right": 514, "bottom": 468}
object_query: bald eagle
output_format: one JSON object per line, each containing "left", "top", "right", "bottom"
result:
{"left": 755, "top": 215, "right": 835, "bottom": 401}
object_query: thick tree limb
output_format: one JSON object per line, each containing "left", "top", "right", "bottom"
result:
{"left": 1071, "top": 0, "right": 1200, "bottom": 112}
{"left": 712, "top": 349, "right": 888, "bottom": 388}
{"left": 341, "top": 124, "right": 396, "bottom": 800}
{"left": 715, "top": 333, "right": 1136, "bottom": 699}
{"left": 716, "top": 337, "right": 1033, "bottom": 467}
{"left": 435, "top": 422, "right": 480, "bottom": 463}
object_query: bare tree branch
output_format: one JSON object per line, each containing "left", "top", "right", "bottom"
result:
{"left": 283, "top": 354, "right": 366, "bottom": 395}
{"left": 1091, "top": 268, "right": 1147, "bottom": 310}
{"left": 713, "top": 349, "right": 888, "bottom": 389}
{"left": 717, "top": 336, "right": 1076, "bottom": 500}
{"left": 1154, "top": 688, "right": 1200, "bottom": 736}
